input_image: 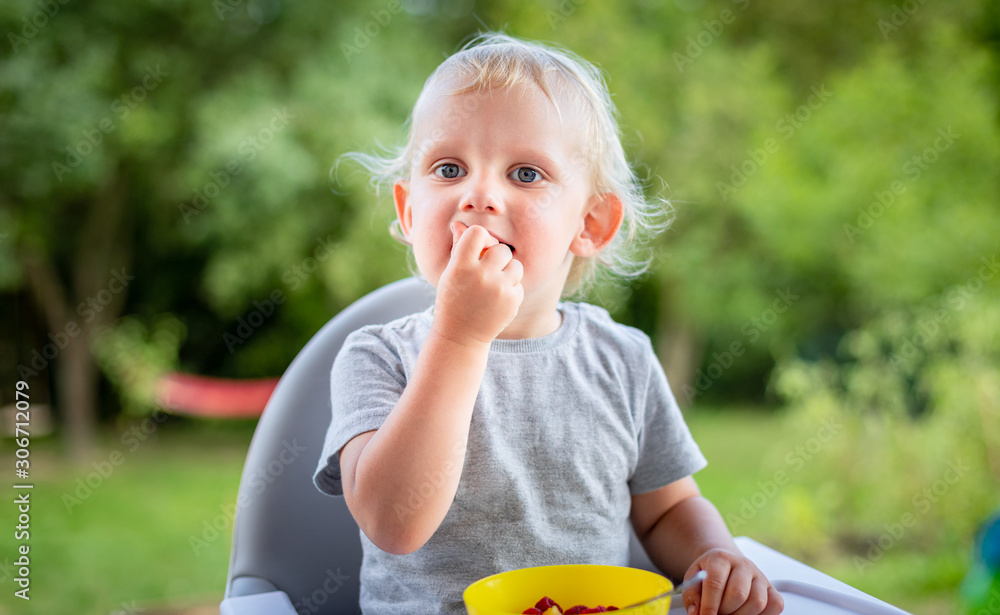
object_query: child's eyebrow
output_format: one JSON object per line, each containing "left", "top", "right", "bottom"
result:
{"left": 515, "top": 150, "right": 561, "bottom": 171}
{"left": 412, "top": 140, "right": 453, "bottom": 167}
{"left": 414, "top": 143, "right": 566, "bottom": 176}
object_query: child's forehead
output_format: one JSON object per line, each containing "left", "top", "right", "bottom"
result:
{"left": 410, "top": 78, "right": 594, "bottom": 149}
{"left": 415, "top": 79, "right": 559, "bottom": 122}
{"left": 411, "top": 84, "right": 584, "bottom": 158}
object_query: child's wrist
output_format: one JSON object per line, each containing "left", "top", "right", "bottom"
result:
{"left": 427, "top": 324, "right": 493, "bottom": 353}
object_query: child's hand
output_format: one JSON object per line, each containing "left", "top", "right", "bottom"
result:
{"left": 681, "top": 548, "right": 783, "bottom": 615}
{"left": 432, "top": 221, "right": 523, "bottom": 347}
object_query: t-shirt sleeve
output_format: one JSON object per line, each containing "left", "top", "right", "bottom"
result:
{"left": 313, "top": 328, "right": 408, "bottom": 497}
{"left": 628, "top": 342, "right": 707, "bottom": 494}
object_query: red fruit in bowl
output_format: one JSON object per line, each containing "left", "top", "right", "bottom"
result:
{"left": 565, "top": 605, "right": 619, "bottom": 613}
{"left": 522, "top": 609, "right": 543, "bottom": 614}
{"left": 535, "top": 597, "right": 560, "bottom": 612}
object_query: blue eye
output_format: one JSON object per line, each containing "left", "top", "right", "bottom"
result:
{"left": 511, "top": 167, "right": 540, "bottom": 183}
{"left": 434, "top": 164, "right": 465, "bottom": 179}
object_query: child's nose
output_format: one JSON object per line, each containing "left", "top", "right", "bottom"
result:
{"left": 459, "top": 174, "right": 504, "bottom": 213}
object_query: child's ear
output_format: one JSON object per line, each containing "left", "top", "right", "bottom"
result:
{"left": 570, "top": 192, "right": 624, "bottom": 257}
{"left": 393, "top": 180, "right": 412, "bottom": 238}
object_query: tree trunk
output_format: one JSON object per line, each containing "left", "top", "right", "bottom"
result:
{"left": 658, "top": 325, "right": 701, "bottom": 406}
{"left": 59, "top": 331, "right": 99, "bottom": 459}
{"left": 19, "top": 171, "right": 131, "bottom": 459}
{"left": 655, "top": 282, "right": 703, "bottom": 410}
{"left": 19, "top": 246, "right": 99, "bottom": 458}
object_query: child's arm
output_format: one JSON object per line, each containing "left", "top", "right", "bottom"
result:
{"left": 631, "top": 477, "right": 784, "bottom": 615}
{"left": 339, "top": 224, "right": 522, "bottom": 555}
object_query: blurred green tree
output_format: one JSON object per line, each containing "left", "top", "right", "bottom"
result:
{"left": 0, "top": 0, "right": 474, "bottom": 454}
{"left": 2, "top": 0, "right": 997, "bottom": 461}
{"left": 500, "top": 0, "right": 1000, "bottom": 405}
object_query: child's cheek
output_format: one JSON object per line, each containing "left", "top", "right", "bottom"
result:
{"left": 411, "top": 238, "right": 447, "bottom": 285}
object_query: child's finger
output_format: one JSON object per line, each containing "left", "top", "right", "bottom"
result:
{"left": 761, "top": 586, "right": 784, "bottom": 615}
{"left": 682, "top": 575, "right": 702, "bottom": 615}
{"left": 690, "top": 563, "right": 730, "bottom": 615}
{"left": 479, "top": 241, "right": 513, "bottom": 269}
{"left": 451, "top": 220, "right": 469, "bottom": 247}
{"left": 683, "top": 591, "right": 699, "bottom": 615}
{"left": 718, "top": 567, "right": 754, "bottom": 614}
{"left": 451, "top": 222, "right": 498, "bottom": 260}
{"left": 500, "top": 255, "right": 523, "bottom": 283}
{"left": 477, "top": 238, "right": 502, "bottom": 259}
{"left": 725, "top": 576, "right": 769, "bottom": 615}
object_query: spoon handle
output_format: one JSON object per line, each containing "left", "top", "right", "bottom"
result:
{"left": 622, "top": 570, "right": 708, "bottom": 609}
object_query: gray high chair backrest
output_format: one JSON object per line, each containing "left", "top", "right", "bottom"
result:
{"left": 220, "top": 277, "right": 661, "bottom": 615}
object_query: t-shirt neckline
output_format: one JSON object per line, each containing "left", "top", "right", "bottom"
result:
{"left": 488, "top": 302, "right": 579, "bottom": 354}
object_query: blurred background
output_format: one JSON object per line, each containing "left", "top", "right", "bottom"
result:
{"left": 1, "top": 0, "right": 998, "bottom": 613}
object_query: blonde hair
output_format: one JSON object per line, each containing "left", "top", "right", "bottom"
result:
{"left": 339, "top": 31, "right": 668, "bottom": 296}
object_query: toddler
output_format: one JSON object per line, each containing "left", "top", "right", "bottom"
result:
{"left": 314, "top": 32, "right": 783, "bottom": 615}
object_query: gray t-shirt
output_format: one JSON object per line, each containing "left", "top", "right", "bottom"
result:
{"left": 314, "top": 302, "right": 706, "bottom": 615}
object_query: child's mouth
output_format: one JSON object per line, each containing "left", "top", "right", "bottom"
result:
{"left": 451, "top": 222, "right": 515, "bottom": 254}
{"left": 485, "top": 231, "right": 515, "bottom": 254}
{"left": 472, "top": 242, "right": 514, "bottom": 257}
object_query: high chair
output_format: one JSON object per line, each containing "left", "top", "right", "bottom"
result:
{"left": 219, "top": 277, "right": 661, "bottom": 615}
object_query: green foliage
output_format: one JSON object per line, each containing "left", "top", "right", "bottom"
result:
{"left": 0, "top": 0, "right": 473, "bottom": 389}
{"left": 772, "top": 281, "right": 1000, "bottom": 594}
{"left": 92, "top": 315, "right": 187, "bottom": 416}
{"left": 670, "top": 25, "right": 996, "bottom": 324}
{"left": 740, "top": 25, "right": 1000, "bottom": 319}
{"left": 4, "top": 0, "right": 996, "bottom": 393}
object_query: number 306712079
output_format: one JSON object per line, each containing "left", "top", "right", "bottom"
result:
{"left": 14, "top": 381, "right": 30, "bottom": 476}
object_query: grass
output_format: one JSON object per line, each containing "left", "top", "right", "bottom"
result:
{"left": 0, "top": 418, "right": 254, "bottom": 615}
{"left": 0, "top": 408, "right": 967, "bottom": 614}
{"left": 686, "top": 406, "right": 965, "bottom": 615}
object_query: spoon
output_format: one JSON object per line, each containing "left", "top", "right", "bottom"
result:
{"left": 621, "top": 570, "right": 708, "bottom": 610}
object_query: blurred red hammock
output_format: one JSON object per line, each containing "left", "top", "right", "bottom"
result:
{"left": 156, "top": 373, "right": 279, "bottom": 418}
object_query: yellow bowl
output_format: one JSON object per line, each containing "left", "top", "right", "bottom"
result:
{"left": 463, "top": 564, "right": 673, "bottom": 615}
